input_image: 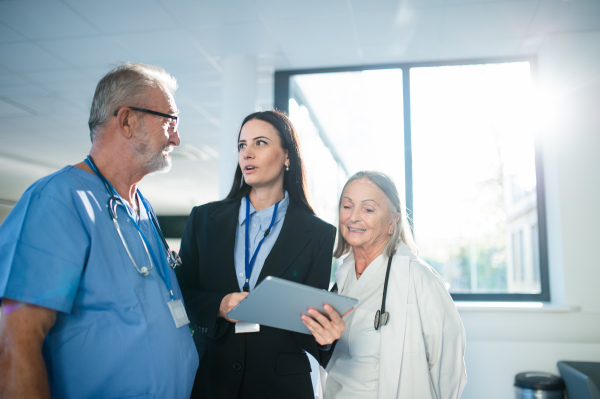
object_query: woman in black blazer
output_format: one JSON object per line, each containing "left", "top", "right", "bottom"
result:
{"left": 177, "top": 110, "right": 337, "bottom": 399}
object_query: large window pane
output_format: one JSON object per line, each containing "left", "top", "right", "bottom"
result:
{"left": 275, "top": 58, "right": 548, "bottom": 300}
{"left": 288, "top": 69, "right": 405, "bottom": 225}
{"left": 410, "top": 62, "right": 541, "bottom": 294}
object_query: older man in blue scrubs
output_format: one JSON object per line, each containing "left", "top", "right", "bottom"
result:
{"left": 0, "top": 62, "right": 198, "bottom": 398}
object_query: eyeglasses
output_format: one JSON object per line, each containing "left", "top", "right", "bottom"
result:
{"left": 114, "top": 106, "right": 179, "bottom": 131}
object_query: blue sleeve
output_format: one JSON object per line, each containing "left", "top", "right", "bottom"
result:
{"left": 0, "top": 184, "right": 90, "bottom": 313}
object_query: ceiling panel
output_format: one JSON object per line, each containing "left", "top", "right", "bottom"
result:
{"left": 0, "top": 98, "right": 30, "bottom": 117}
{"left": 255, "top": 0, "right": 348, "bottom": 19}
{"left": 0, "top": 42, "right": 70, "bottom": 71}
{"left": 268, "top": 14, "right": 357, "bottom": 55}
{"left": 64, "top": 0, "right": 178, "bottom": 34}
{"left": 528, "top": 0, "right": 600, "bottom": 35}
{"left": 186, "top": 21, "right": 280, "bottom": 58}
{"left": 113, "top": 30, "right": 217, "bottom": 72}
{"left": 354, "top": 8, "right": 444, "bottom": 61}
{"left": 437, "top": 36, "right": 525, "bottom": 60}
{"left": 0, "top": 81, "right": 50, "bottom": 101}
{"left": 38, "top": 36, "right": 134, "bottom": 67}
{"left": 162, "top": 0, "right": 262, "bottom": 27}
{"left": 0, "top": 22, "right": 25, "bottom": 43}
{"left": 441, "top": 1, "right": 538, "bottom": 42}
{"left": 0, "top": 72, "right": 31, "bottom": 87}
{"left": 0, "top": 0, "right": 97, "bottom": 39}
{"left": 284, "top": 47, "right": 366, "bottom": 69}
{"left": 19, "top": 68, "right": 91, "bottom": 85}
{"left": 3, "top": 92, "right": 84, "bottom": 118}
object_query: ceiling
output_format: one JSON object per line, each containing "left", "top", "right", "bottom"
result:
{"left": 1, "top": 0, "right": 598, "bottom": 214}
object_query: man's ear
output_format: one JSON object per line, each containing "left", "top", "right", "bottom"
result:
{"left": 114, "top": 108, "right": 135, "bottom": 139}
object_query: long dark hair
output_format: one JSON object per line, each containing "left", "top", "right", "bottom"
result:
{"left": 225, "top": 110, "right": 315, "bottom": 215}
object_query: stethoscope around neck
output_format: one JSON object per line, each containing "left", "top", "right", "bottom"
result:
{"left": 333, "top": 252, "right": 394, "bottom": 330}
{"left": 374, "top": 252, "right": 394, "bottom": 330}
{"left": 85, "top": 156, "right": 181, "bottom": 278}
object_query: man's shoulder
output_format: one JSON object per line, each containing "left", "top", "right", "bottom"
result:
{"left": 4, "top": 166, "right": 98, "bottom": 227}
{"left": 24, "top": 166, "right": 88, "bottom": 197}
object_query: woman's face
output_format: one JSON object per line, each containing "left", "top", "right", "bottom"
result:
{"left": 339, "top": 178, "right": 396, "bottom": 254}
{"left": 238, "top": 119, "right": 289, "bottom": 191}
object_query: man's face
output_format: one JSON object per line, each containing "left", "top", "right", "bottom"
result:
{"left": 131, "top": 87, "right": 180, "bottom": 174}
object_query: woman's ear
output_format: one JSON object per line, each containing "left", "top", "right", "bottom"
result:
{"left": 389, "top": 214, "right": 401, "bottom": 235}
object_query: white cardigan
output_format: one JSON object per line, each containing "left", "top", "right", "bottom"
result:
{"left": 327, "top": 244, "right": 467, "bottom": 399}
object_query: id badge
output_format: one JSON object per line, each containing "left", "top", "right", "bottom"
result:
{"left": 167, "top": 299, "right": 190, "bottom": 328}
{"left": 235, "top": 321, "right": 260, "bottom": 334}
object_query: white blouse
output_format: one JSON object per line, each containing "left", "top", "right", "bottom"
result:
{"left": 324, "top": 254, "right": 388, "bottom": 399}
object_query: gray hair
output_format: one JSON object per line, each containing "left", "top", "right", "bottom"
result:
{"left": 333, "top": 170, "right": 418, "bottom": 258}
{"left": 88, "top": 62, "right": 178, "bottom": 142}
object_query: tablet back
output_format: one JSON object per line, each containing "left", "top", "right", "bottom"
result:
{"left": 227, "top": 276, "right": 358, "bottom": 334}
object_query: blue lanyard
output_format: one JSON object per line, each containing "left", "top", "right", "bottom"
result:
{"left": 244, "top": 196, "right": 279, "bottom": 292}
{"left": 84, "top": 156, "right": 175, "bottom": 300}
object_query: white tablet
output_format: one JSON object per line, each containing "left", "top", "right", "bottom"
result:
{"left": 227, "top": 276, "right": 358, "bottom": 334}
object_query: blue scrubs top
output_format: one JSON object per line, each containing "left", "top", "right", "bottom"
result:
{"left": 0, "top": 166, "right": 198, "bottom": 399}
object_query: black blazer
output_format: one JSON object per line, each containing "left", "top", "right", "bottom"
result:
{"left": 177, "top": 198, "right": 336, "bottom": 399}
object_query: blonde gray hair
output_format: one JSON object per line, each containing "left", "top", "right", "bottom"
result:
{"left": 333, "top": 171, "right": 417, "bottom": 258}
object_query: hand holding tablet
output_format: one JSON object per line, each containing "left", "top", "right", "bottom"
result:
{"left": 227, "top": 276, "right": 358, "bottom": 335}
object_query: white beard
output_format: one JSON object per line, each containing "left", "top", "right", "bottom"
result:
{"left": 132, "top": 123, "right": 172, "bottom": 174}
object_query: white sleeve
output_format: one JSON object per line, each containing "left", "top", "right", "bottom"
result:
{"left": 414, "top": 261, "right": 467, "bottom": 399}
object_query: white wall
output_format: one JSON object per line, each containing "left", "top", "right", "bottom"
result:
{"left": 460, "top": 30, "right": 600, "bottom": 398}
{"left": 0, "top": 203, "right": 12, "bottom": 225}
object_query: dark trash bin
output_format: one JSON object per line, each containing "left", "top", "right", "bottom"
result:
{"left": 515, "top": 372, "right": 565, "bottom": 399}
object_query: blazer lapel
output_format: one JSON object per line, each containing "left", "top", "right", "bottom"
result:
{"left": 257, "top": 202, "right": 313, "bottom": 283}
{"left": 210, "top": 200, "right": 242, "bottom": 291}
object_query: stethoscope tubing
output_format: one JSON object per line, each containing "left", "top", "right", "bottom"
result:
{"left": 84, "top": 156, "right": 176, "bottom": 297}
{"left": 374, "top": 252, "right": 394, "bottom": 330}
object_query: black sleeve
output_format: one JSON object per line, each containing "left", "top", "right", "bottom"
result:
{"left": 302, "top": 222, "right": 336, "bottom": 290}
{"left": 176, "top": 206, "right": 230, "bottom": 341}
{"left": 318, "top": 340, "right": 338, "bottom": 368}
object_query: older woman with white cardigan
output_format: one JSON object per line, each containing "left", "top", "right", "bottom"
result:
{"left": 302, "top": 171, "right": 467, "bottom": 399}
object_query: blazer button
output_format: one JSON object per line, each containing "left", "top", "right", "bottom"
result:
{"left": 233, "top": 363, "right": 242, "bottom": 372}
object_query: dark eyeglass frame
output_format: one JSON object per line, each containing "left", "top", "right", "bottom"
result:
{"left": 114, "top": 106, "right": 179, "bottom": 130}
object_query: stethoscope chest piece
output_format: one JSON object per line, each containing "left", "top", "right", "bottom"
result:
{"left": 374, "top": 310, "right": 389, "bottom": 330}
{"left": 168, "top": 250, "right": 182, "bottom": 269}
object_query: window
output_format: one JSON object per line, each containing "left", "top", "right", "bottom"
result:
{"left": 275, "top": 58, "right": 549, "bottom": 301}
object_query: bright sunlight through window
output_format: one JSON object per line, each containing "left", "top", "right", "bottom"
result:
{"left": 282, "top": 59, "right": 546, "bottom": 299}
